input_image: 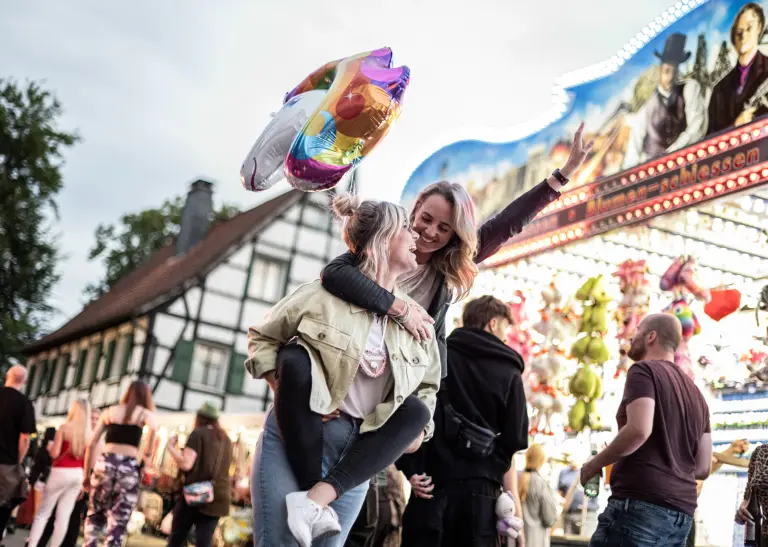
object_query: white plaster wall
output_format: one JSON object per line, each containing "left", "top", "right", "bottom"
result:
{"left": 206, "top": 263, "right": 247, "bottom": 299}
{"left": 198, "top": 292, "right": 239, "bottom": 330}
{"left": 154, "top": 379, "right": 183, "bottom": 409}
{"left": 225, "top": 396, "right": 265, "bottom": 414}
{"left": 227, "top": 245, "right": 252, "bottom": 269}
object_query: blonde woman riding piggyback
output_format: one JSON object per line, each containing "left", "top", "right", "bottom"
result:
{"left": 246, "top": 194, "right": 442, "bottom": 547}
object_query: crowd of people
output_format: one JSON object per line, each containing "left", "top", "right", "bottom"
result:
{"left": 0, "top": 372, "right": 233, "bottom": 547}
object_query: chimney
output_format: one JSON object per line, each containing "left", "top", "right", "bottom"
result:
{"left": 176, "top": 179, "right": 213, "bottom": 256}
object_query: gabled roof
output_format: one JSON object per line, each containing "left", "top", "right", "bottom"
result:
{"left": 25, "top": 189, "right": 304, "bottom": 355}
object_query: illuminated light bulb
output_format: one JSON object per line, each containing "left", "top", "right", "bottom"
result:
{"left": 629, "top": 173, "right": 637, "bottom": 182}
{"left": 693, "top": 190, "right": 702, "bottom": 199}
{"left": 556, "top": 202, "right": 563, "bottom": 209}
{"left": 707, "top": 145, "right": 716, "bottom": 154}
{"left": 644, "top": 206, "right": 652, "bottom": 214}
{"left": 648, "top": 166, "right": 656, "bottom": 175}
{"left": 667, "top": 160, "right": 675, "bottom": 168}
{"left": 730, "top": 137, "right": 739, "bottom": 146}
{"left": 696, "top": 149, "right": 706, "bottom": 158}
{"left": 741, "top": 132, "right": 751, "bottom": 142}
{"left": 657, "top": 163, "right": 665, "bottom": 172}
{"left": 751, "top": 173, "right": 760, "bottom": 182}
{"left": 727, "top": 180, "right": 736, "bottom": 189}
{"left": 673, "top": 197, "right": 681, "bottom": 206}
{"left": 575, "top": 228, "right": 584, "bottom": 236}
{"left": 653, "top": 203, "right": 661, "bottom": 212}
{"left": 677, "top": 157, "right": 685, "bottom": 165}
{"left": 639, "top": 170, "right": 647, "bottom": 179}
{"left": 635, "top": 210, "right": 642, "bottom": 218}
{"left": 567, "top": 230, "right": 574, "bottom": 238}
{"left": 683, "top": 194, "right": 691, "bottom": 202}
{"left": 718, "top": 141, "right": 727, "bottom": 150}
{"left": 663, "top": 200, "right": 672, "bottom": 209}
{"left": 704, "top": 187, "right": 713, "bottom": 196}
{"left": 686, "top": 152, "right": 695, "bottom": 161}
{"left": 715, "top": 183, "right": 725, "bottom": 192}
{"left": 564, "top": 197, "right": 572, "bottom": 206}
{"left": 545, "top": 237, "right": 552, "bottom": 245}
{"left": 753, "top": 129, "right": 762, "bottom": 138}
{"left": 621, "top": 177, "right": 628, "bottom": 184}
{"left": 617, "top": 214, "right": 624, "bottom": 223}
{"left": 578, "top": 191, "right": 586, "bottom": 200}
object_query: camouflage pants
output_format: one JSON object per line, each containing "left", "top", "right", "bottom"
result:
{"left": 83, "top": 453, "right": 140, "bottom": 547}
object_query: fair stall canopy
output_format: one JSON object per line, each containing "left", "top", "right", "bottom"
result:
{"left": 400, "top": 0, "right": 768, "bottom": 308}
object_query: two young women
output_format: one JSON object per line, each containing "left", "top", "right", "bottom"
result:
{"left": 247, "top": 125, "right": 593, "bottom": 546}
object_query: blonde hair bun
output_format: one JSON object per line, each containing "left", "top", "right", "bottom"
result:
{"left": 332, "top": 193, "right": 363, "bottom": 218}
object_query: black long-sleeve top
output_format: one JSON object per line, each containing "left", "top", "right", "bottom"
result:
{"left": 320, "top": 179, "right": 561, "bottom": 377}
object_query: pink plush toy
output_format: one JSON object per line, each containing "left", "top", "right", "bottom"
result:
{"left": 507, "top": 290, "right": 535, "bottom": 364}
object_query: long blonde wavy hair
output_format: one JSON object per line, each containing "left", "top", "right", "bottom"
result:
{"left": 519, "top": 443, "right": 547, "bottom": 502}
{"left": 65, "top": 398, "right": 92, "bottom": 459}
{"left": 332, "top": 193, "right": 410, "bottom": 284}
{"left": 411, "top": 182, "right": 478, "bottom": 301}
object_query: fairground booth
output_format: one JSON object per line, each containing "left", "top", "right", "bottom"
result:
{"left": 401, "top": 0, "right": 768, "bottom": 545}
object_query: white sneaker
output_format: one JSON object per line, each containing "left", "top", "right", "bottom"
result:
{"left": 312, "top": 505, "right": 341, "bottom": 541}
{"left": 285, "top": 491, "right": 340, "bottom": 547}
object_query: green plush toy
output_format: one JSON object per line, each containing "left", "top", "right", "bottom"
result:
{"left": 567, "top": 275, "right": 612, "bottom": 433}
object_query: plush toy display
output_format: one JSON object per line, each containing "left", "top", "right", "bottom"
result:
{"left": 660, "top": 256, "right": 709, "bottom": 380}
{"left": 527, "top": 280, "right": 577, "bottom": 436}
{"left": 660, "top": 255, "right": 711, "bottom": 302}
{"left": 528, "top": 348, "right": 566, "bottom": 436}
{"left": 506, "top": 290, "right": 535, "bottom": 364}
{"left": 613, "top": 259, "right": 651, "bottom": 378}
{"left": 567, "top": 275, "right": 610, "bottom": 433}
{"left": 495, "top": 491, "right": 523, "bottom": 542}
{"left": 533, "top": 280, "right": 578, "bottom": 346}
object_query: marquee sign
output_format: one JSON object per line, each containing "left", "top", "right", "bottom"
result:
{"left": 483, "top": 119, "right": 768, "bottom": 268}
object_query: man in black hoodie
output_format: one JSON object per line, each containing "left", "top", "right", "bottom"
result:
{"left": 398, "top": 295, "right": 529, "bottom": 547}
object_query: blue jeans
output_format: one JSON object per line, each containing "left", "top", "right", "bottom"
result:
{"left": 251, "top": 408, "right": 368, "bottom": 546}
{"left": 589, "top": 498, "right": 693, "bottom": 547}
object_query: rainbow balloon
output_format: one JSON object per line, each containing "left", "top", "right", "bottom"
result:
{"left": 283, "top": 47, "right": 410, "bottom": 192}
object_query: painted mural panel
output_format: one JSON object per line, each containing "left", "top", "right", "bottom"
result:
{"left": 401, "top": 0, "right": 768, "bottom": 222}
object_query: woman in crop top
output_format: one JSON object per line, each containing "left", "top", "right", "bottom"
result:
{"left": 26, "top": 398, "right": 91, "bottom": 547}
{"left": 83, "top": 380, "right": 157, "bottom": 547}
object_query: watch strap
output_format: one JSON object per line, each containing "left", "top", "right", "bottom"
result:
{"left": 552, "top": 168, "right": 569, "bottom": 185}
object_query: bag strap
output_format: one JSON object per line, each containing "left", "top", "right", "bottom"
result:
{"left": 209, "top": 432, "right": 226, "bottom": 481}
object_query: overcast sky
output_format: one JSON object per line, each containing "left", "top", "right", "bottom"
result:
{"left": 2, "top": 0, "right": 675, "bottom": 330}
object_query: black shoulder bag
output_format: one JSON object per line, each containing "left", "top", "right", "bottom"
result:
{"left": 438, "top": 377, "right": 499, "bottom": 460}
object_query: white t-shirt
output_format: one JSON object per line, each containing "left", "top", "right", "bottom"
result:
{"left": 339, "top": 316, "right": 394, "bottom": 419}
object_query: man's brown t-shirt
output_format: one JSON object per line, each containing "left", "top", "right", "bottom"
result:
{"left": 609, "top": 360, "right": 710, "bottom": 516}
{"left": 185, "top": 426, "right": 233, "bottom": 517}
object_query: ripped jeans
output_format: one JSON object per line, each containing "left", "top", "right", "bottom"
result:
{"left": 251, "top": 408, "right": 369, "bottom": 546}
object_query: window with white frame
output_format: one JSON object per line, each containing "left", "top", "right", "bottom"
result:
{"left": 189, "top": 342, "right": 229, "bottom": 391}
{"left": 247, "top": 255, "right": 288, "bottom": 303}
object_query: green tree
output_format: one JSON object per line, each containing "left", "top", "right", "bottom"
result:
{"left": 0, "top": 79, "right": 79, "bottom": 368}
{"left": 85, "top": 196, "right": 239, "bottom": 299}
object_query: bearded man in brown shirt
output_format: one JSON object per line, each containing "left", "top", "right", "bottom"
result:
{"left": 579, "top": 314, "right": 712, "bottom": 547}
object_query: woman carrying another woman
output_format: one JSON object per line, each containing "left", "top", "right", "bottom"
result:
{"left": 83, "top": 380, "right": 157, "bottom": 547}
{"left": 26, "top": 399, "right": 91, "bottom": 547}
{"left": 165, "top": 402, "right": 233, "bottom": 547}
{"left": 246, "top": 194, "right": 442, "bottom": 547}
{"left": 275, "top": 125, "right": 593, "bottom": 498}
{"left": 519, "top": 444, "right": 558, "bottom": 547}
{"left": 320, "top": 125, "right": 593, "bottom": 374}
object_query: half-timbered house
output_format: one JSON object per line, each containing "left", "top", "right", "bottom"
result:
{"left": 22, "top": 178, "right": 351, "bottom": 419}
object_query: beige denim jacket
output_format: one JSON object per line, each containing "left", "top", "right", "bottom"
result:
{"left": 245, "top": 280, "right": 441, "bottom": 439}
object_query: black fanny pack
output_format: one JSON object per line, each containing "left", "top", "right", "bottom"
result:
{"left": 442, "top": 404, "right": 498, "bottom": 459}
